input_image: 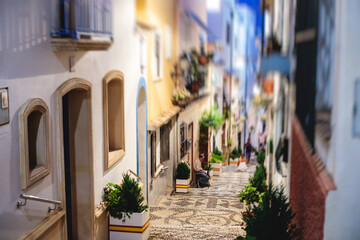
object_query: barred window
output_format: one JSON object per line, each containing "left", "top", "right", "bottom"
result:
{"left": 160, "top": 121, "right": 171, "bottom": 163}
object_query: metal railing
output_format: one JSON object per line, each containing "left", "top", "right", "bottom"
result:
{"left": 17, "top": 194, "right": 62, "bottom": 212}
{"left": 52, "top": 0, "right": 113, "bottom": 39}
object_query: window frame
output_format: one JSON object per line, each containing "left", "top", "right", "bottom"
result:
{"left": 19, "top": 98, "right": 51, "bottom": 189}
{"left": 160, "top": 121, "right": 171, "bottom": 163}
{"left": 103, "top": 70, "right": 126, "bottom": 170}
{"left": 152, "top": 31, "right": 163, "bottom": 81}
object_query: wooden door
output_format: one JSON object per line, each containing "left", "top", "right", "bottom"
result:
{"left": 188, "top": 123, "right": 194, "bottom": 183}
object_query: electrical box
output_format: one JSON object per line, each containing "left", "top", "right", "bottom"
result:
{"left": 0, "top": 88, "right": 9, "bottom": 125}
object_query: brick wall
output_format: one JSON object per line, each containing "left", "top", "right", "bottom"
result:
{"left": 290, "top": 118, "right": 335, "bottom": 240}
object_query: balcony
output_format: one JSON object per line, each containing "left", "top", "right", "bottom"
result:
{"left": 51, "top": 0, "right": 113, "bottom": 51}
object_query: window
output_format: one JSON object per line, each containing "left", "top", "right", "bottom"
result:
{"left": 103, "top": 71, "right": 125, "bottom": 170}
{"left": 19, "top": 99, "right": 50, "bottom": 189}
{"left": 153, "top": 32, "right": 163, "bottom": 80}
{"left": 180, "top": 123, "right": 187, "bottom": 159}
{"left": 52, "top": 0, "right": 112, "bottom": 39}
{"left": 160, "top": 121, "right": 171, "bottom": 163}
{"left": 150, "top": 132, "right": 156, "bottom": 177}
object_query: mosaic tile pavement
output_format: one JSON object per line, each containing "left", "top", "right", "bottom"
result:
{"left": 149, "top": 163, "right": 257, "bottom": 240}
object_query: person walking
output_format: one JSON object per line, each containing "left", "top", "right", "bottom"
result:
{"left": 194, "top": 154, "right": 210, "bottom": 187}
{"left": 244, "top": 138, "right": 253, "bottom": 164}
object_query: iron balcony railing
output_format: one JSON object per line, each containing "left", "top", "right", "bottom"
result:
{"left": 52, "top": 0, "right": 113, "bottom": 39}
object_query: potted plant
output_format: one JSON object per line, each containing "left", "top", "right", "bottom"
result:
{"left": 176, "top": 162, "right": 191, "bottom": 193}
{"left": 104, "top": 173, "right": 149, "bottom": 240}
{"left": 229, "top": 146, "right": 242, "bottom": 166}
{"left": 203, "top": 163, "right": 214, "bottom": 182}
{"left": 209, "top": 147, "right": 224, "bottom": 176}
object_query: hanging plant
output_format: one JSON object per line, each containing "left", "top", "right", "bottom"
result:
{"left": 199, "top": 106, "right": 223, "bottom": 131}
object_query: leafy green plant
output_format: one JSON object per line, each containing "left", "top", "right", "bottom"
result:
{"left": 176, "top": 162, "right": 190, "bottom": 179}
{"left": 203, "top": 163, "right": 214, "bottom": 171}
{"left": 103, "top": 173, "right": 148, "bottom": 222}
{"left": 199, "top": 106, "right": 223, "bottom": 130}
{"left": 239, "top": 184, "right": 264, "bottom": 205}
{"left": 230, "top": 147, "right": 242, "bottom": 159}
{"left": 213, "top": 146, "right": 222, "bottom": 156}
{"left": 210, "top": 152, "right": 224, "bottom": 163}
{"left": 227, "top": 139, "right": 233, "bottom": 146}
{"left": 249, "top": 164, "right": 267, "bottom": 193}
{"left": 210, "top": 147, "right": 224, "bottom": 163}
{"left": 257, "top": 149, "right": 265, "bottom": 165}
{"left": 241, "top": 185, "right": 299, "bottom": 240}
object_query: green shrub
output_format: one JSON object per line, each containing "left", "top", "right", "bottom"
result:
{"left": 199, "top": 106, "right": 223, "bottom": 130}
{"left": 230, "top": 147, "right": 242, "bottom": 159}
{"left": 249, "top": 164, "right": 267, "bottom": 193}
{"left": 213, "top": 146, "right": 222, "bottom": 156}
{"left": 227, "top": 139, "right": 233, "bottom": 146}
{"left": 257, "top": 149, "right": 266, "bottom": 165}
{"left": 239, "top": 184, "right": 264, "bottom": 205}
{"left": 210, "top": 152, "right": 224, "bottom": 163}
{"left": 242, "top": 185, "right": 299, "bottom": 240}
{"left": 103, "top": 173, "right": 148, "bottom": 222}
{"left": 176, "top": 162, "right": 190, "bottom": 179}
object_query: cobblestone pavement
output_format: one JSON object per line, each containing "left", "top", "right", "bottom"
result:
{"left": 149, "top": 163, "right": 257, "bottom": 240}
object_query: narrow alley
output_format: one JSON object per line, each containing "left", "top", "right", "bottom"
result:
{"left": 149, "top": 164, "right": 256, "bottom": 240}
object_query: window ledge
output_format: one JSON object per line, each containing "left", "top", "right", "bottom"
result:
{"left": 153, "top": 164, "right": 164, "bottom": 178}
{"left": 28, "top": 166, "right": 50, "bottom": 188}
{"left": 108, "top": 150, "right": 125, "bottom": 169}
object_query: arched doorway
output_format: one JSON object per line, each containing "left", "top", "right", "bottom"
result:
{"left": 137, "top": 79, "right": 148, "bottom": 203}
{"left": 56, "top": 78, "right": 94, "bottom": 240}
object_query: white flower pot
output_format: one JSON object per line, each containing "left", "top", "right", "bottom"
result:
{"left": 229, "top": 158, "right": 238, "bottom": 167}
{"left": 212, "top": 163, "right": 222, "bottom": 176}
{"left": 109, "top": 210, "right": 150, "bottom": 240}
{"left": 176, "top": 178, "right": 190, "bottom": 193}
{"left": 209, "top": 170, "right": 214, "bottom": 183}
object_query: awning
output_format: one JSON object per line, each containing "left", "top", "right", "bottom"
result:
{"left": 184, "top": 9, "right": 216, "bottom": 40}
{"left": 148, "top": 106, "right": 181, "bottom": 129}
{"left": 259, "top": 53, "right": 290, "bottom": 76}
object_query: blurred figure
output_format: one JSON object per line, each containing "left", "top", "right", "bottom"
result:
{"left": 244, "top": 138, "right": 253, "bottom": 164}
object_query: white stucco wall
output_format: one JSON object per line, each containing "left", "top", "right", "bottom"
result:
{"left": 0, "top": 0, "right": 142, "bottom": 238}
{"left": 324, "top": 1, "right": 360, "bottom": 239}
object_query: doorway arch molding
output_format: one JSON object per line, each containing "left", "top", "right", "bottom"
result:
{"left": 136, "top": 77, "right": 148, "bottom": 204}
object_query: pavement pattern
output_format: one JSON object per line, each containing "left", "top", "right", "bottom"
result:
{"left": 149, "top": 163, "right": 257, "bottom": 240}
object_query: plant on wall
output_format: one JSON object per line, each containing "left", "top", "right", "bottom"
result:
{"left": 103, "top": 173, "right": 148, "bottom": 222}
{"left": 239, "top": 185, "right": 299, "bottom": 240}
{"left": 227, "top": 139, "right": 233, "bottom": 146}
{"left": 199, "top": 106, "right": 223, "bottom": 131}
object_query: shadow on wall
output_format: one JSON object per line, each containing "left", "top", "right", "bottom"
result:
{"left": 0, "top": 0, "right": 86, "bottom": 80}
